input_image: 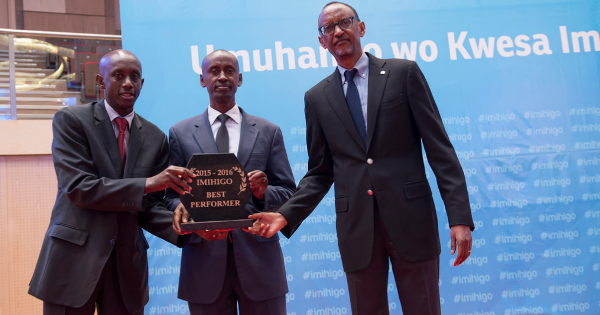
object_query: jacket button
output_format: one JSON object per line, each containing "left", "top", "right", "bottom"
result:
{"left": 367, "top": 190, "right": 373, "bottom": 196}
{"left": 367, "top": 158, "right": 373, "bottom": 164}
{"left": 109, "top": 239, "right": 116, "bottom": 246}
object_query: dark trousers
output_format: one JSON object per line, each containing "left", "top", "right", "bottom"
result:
{"left": 345, "top": 200, "right": 441, "bottom": 315}
{"left": 43, "top": 248, "right": 143, "bottom": 315}
{"left": 188, "top": 238, "right": 286, "bottom": 315}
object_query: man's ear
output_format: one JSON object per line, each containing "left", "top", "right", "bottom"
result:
{"left": 96, "top": 74, "right": 105, "bottom": 89}
{"left": 318, "top": 36, "right": 327, "bottom": 49}
{"left": 200, "top": 74, "right": 206, "bottom": 88}
{"left": 359, "top": 21, "right": 365, "bottom": 37}
{"left": 237, "top": 73, "right": 243, "bottom": 87}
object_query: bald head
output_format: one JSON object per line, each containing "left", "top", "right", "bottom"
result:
{"left": 99, "top": 49, "right": 142, "bottom": 78}
{"left": 202, "top": 50, "right": 239, "bottom": 74}
{"left": 96, "top": 49, "right": 144, "bottom": 116}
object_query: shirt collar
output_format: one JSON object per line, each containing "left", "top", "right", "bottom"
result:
{"left": 338, "top": 52, "right": 369, "bottom": 84}
{"left": 104, "top": 99, "right": 134, "bottom": 127}
{"left": 208, "top": 104, "right": 241, "bottom": 125}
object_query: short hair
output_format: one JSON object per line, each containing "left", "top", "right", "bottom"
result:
{"left": 201, "top": 49, "right": 240, "bottom": 72}
{"left": 322, "top": 2, "right": 359, "bottom": 19}
{"left": 210, "top": 49, "right": 230, "bottom": 55}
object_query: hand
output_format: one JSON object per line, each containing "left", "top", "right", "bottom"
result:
{"left": 145, "top": 166, "right": 195, "bottom": 195}
{"left": 247, "top": 170, "right": 268, "bottom": 200}
{"left": 243, "top": 212, "right": 287, "bottom": 238}
{"left": 450, "top": 225, "right": 472, "bottom": 266}
{"left": 172, "top": 203, "right": 233, "bottom": 240}
{"left": 172, "top": 203, "right": 193, "bottom": 235}
{"left": 195, "top": 228, "right": 234, "bottom": 241}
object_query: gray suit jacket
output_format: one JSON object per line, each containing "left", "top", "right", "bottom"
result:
{"left": 166, "top": 108, "right": 295, "bottom": 303}
{"left": 279, "top": 53, "right": 475, "bottom": 272}
{"left": 29, "top": 101, "right": 182, "bottom": 313}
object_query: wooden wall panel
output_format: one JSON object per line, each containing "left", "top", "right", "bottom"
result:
{"left": 23, "top": 9, "right": 108, "bottom": 34}
{"left": 13, "top": 0, "right": 119, "bottom": 35}
{"left": 104, "top": 15, "right": 116, "bottom": 34}
{"left": 0, "top": 155, "right": 55, "bottom": 314}
{"left": 0, "top": 156, "right": 10, "bottom": 315}
{"left": 104, "top": 0, "right": 116, "bottom": 35}
{"left": 81, "top": 15, "right": 106, "bottom": 34}
{"left": 23, "top": 0, "right": 65, "bottom": 13}
{"left": 0, "top": 120, "right": 53, "bottom": 156}
{"left": 113, "top": 0, "right": 120, "bottom": 33}
{"left": 23, "top": 11, "right": 83, "bottom": 33}
{"left": 65, "top": 0, "right": 104, "bottom": 16}
{"left": 7, "top": 155, "right": 55, "bottom": 314}
{"left": 0, "top": 0, "right": 9, "bottom": 28}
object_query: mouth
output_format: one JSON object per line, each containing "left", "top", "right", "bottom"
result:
{"left": 334, "top": 38, "right": 351, "bottom": 47}
{"left": 120, "top": 92, "right": 135, "bottom": 100}
{"left": 215, "top": 85, "right": 231, "bottom": 91}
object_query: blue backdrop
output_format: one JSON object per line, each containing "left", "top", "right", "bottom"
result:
{"left": 120, "top": 1, "right": 600, "bottom": 314}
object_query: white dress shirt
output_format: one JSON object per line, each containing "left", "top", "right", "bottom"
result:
{"left": 207, "top": 104, "right": 242, "bottom": 157}
{"left": 104, "top": 100, "right": 134, "bottom": 148}
{"left": 337, "top": 52, "right": 370, "bottom": 131}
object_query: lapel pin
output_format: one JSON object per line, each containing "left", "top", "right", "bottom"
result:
{"left": 380, "top": 71, "right": 386, "bottom": 75}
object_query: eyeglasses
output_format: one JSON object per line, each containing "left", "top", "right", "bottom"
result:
{"left": 318, "top": 17, "right": 360, "bottom": 36}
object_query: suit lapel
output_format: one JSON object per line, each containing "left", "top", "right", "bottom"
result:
{"left": 237, "top": 108, "right": 258, "bottom": 168}
{"left": 323, "top": 69, "right": 365, "bottom": 150}
{"left": 93, "top": 100, "right": 123, "bottom": 178}
{"left": 365, "top": 52, "right": 389, "bottom": 151}
{"left": 192, "top": 110, "right": 218, "bottom": 154}
{"left": 123, "top": 115, "right": 145, "bottom": 178}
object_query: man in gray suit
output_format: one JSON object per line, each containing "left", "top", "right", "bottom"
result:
{"left": 169, "top": 50, "right": 295, "bottom": 315}
{"left": 248, "top": 2, "right": 475, "bottom": 315}
{"left": 29, "top": 50, "right": 195, "bottom": 315}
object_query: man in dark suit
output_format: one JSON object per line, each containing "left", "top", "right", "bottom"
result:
{"left": 248, "top": 2, "right": 475, "bottom": 314}
{"left": 29, "top": 50, "right": 195, "bottom": 315}
{"left": 169, "top": 50, "right": 295, "bottom": 315}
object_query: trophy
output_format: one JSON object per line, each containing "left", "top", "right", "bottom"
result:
{"left": 179, "top": 153, "right": 253, "bottom": 231}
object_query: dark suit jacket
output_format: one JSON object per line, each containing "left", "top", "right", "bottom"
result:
{"left": 29, "top": 101, "right": 182, "bottom": 313}
{"left": 279, "top": 53, "right": 475, "bottom": 273}
{"left": 166, "top": 108, "right": 295, "bottom": 304}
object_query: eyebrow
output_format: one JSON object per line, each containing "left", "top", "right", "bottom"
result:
{"left": 321, "top": 16, "right": 351, "bottom": 26}
{"left": 209, "top": 65, "right": 235, "bottom": 70}
{"left": 111, "top": 69, "right": 141, "bottom": 75}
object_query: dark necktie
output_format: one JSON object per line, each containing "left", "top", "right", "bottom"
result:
{"left": 216, "top": 114, "right": 230, "bottom": 153}
{"left": 115, "top": 117, "right": 128, "bottom": 167}
{"left": 344, "top": 69, "right": 367, "bottom": 145}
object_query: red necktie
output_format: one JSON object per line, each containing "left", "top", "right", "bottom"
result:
{"left": 115, "top": 117, "right": 128, "bottom": 167}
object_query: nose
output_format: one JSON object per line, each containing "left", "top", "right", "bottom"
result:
{"left": 217, "top": 70, "right": 228, "bottom": 80}
{"left": 333, "top": 24, "right": 345, "bottom": 36}
{"left": 122, "top": 76, "right": 133, "bottom": 87}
